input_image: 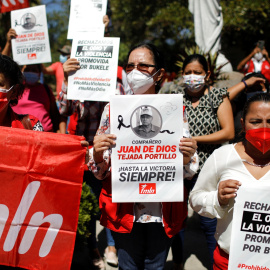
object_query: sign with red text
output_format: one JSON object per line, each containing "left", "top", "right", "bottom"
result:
{"left": 67, "top": 37, "right": 119, "bottom": 102}
{"left": 110, "top": 94, "right": 183, "bottom": 202}
{"left": 11, "top": 5, "right": 51, "bottom": 65}
{"left": 229, "top": 185, "right": 270, "bottom": 270}
{"left": 0, "top": 126, "right": 86, "bottom": 270}
{"left": 67, "top": 0, "right": 107, "bottom": 39}
{"left": 1, "top": 0, "right": 29, "bottom": 13}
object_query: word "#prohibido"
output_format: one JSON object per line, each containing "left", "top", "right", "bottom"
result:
{"left": 0, "top": 181, "right": 63, "bottom": 257}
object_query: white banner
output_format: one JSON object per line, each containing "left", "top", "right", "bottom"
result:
{"left": 229, "top": 185, "right": 270, "bottom": 270}
{"left": 110, "top": 94, "right": 183, "bottom": 202}
{"left": 67, "top": 37, "right": 119, "bottom": 102}
{"left": 67, "top": 0, "right": 107, "bottom": 40}
{"left": 11, "top": 5, "right": 51, "bottom": 65}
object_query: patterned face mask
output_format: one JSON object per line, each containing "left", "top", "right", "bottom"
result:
{"left": 183, "top": 74, "right": 205, "bottom": 85}
{"left": 183, "top": 74, "right": 206, "bottom": 94}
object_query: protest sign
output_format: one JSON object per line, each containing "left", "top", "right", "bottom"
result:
{"left": 67, "top": 37, "right": 119, "bottom": 102}
{"left": 11, "top": 5, "right": 51, "bottom": 65}
{"left": 0, "top": 126, "right": 86, "bottom": 270}
{"left": 229, "top": 185, "right": 270, "bottom": 270}
{"left": 1, "top": 0, "right": 29, "bottom": 13}
{"left": 67, "top": 0, "right": 107, "bottom": 39}
{"left": 110, "top": 94, "right": 183, "bottom": 202}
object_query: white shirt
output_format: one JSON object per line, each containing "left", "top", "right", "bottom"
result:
{"left": 189, "top": 144, "right": 270, "bottom": 254}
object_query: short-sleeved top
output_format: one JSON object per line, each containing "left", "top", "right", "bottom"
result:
{"left": 12, "top": 84, "right": 53, "bottom": 132}
{"left": 178, "top": 86, "right": 228, "bottom": 171}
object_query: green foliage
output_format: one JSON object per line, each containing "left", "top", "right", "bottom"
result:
{"left": 221, "top": 1, "right": 270, "bottom": 35}
{"left": 110, "top": 0, "right": 194, "bottom": 70}
{"left": 46, "top": 0, "right": 71, "bottom": 63}
{"left": 77, "top": 182, "right": 99, "bottom": 239}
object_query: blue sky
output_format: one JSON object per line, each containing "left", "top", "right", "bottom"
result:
{"left": 41, "top": 0, "right": 68, "bottom": 13}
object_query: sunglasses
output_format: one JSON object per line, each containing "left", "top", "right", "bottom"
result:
{"left": 126, "top": 63, "right": 156, "bottom": 73}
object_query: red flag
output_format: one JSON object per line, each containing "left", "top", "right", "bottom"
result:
{"left": 1, "top": 0, "right": 29, "bottom": 13}
{"left": 0, "top": 126, "right": 86, "bottom": 270}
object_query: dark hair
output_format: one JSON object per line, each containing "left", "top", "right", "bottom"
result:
{"left": 243, "top": 72, "right": 270, "bottom": 93}
{"left": 242, "top": 93, "right": 270, "bottom": 122}
{"left": 182, "top": 54, "right": 208, "bottom": 73}
{"left": 0, "top": 54, "right": 25, "bottom": 102}
{"left": 127, "top": 43, "right": 165, "bottom": 93}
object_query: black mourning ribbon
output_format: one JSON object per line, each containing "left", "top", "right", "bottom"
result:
{"left": 118, "top": 115, "right": 131, "bottom": 130}
{"left": 159, "top": 130, "right": 175, "bottom": 134}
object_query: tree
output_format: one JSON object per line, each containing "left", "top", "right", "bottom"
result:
{"left": 45, "top": 0, "right": 71, "bottom": 62}
{"left": 110, "top": 0, "right": 194, "bottom": 71}
{"left": 220, "top": 1, "right": 270, "bottom": 68}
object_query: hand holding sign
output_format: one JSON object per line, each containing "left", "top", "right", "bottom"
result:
{"left": 63, "top": 58, "right": 80, "bottom": 82}
{"left": 179, "top": 137, "right": 197, "bottom": 165}
{"left": 93, "top": 133, "right": 116, "bottom": 163}
{"left": 218, "top": 179, "right": 242, "bottom": 206}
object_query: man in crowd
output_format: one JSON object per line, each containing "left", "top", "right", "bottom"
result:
{"left": 237, "top": 40, "right": 270, "bottom": 82}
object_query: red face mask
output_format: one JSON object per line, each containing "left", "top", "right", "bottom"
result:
{"left": 245, "top": 128, "right": 270, "bottom": 154}
{"left": 0, "top": 86, "right": 13, "bottom": 113}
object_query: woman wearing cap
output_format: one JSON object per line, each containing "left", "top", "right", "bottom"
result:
{"left": 88, "top": 43, "right": 198, "bottom": 269}
{"left": 42, "top": 45, "right": 71, "bottom": 101}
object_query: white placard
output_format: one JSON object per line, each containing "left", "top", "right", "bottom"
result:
{"left": 229, "top": 185, "right": 270, "bottom": 269}
{"left": 67, "top": 0, "right": 107, "bottom": 40}
{"left": 67, "top": 37, "right": 119, "bottom": 102}
{"left": 11, "top": 5, "right": 51, "bottom": 65}
{"left": 110, "top": 94, "right": 183, "bottom": 202}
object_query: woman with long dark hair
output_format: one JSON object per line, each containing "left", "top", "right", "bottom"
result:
{"left": 190, "top": 93, "right": 270, "bottom": 269}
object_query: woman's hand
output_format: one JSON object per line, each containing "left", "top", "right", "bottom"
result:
{"left": 63, "top": 58, "right": 80, "bottom": 82}
{"left": 218, "top": 179, "right": 242, "bottom": 206}
{"left": 103, "top": 15, "right": 110, "bottom": 32}
{"left": 93, "top": 134, "right": 116, "bottom": 163}
{"left": 245, "top": 77, "right": 265, "bottom": 91}
{"left": 6, "top": 28, "right": 17, "bottom": 43}
{"left": 179, "top": 137, "right": 197, "bottom": 165}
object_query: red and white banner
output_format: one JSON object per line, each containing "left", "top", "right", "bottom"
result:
{"left": 0, "top": 0, "right": 29, "bottom": 13}
{"left": 0, "top": 126, "right": 86, "bottom": 270}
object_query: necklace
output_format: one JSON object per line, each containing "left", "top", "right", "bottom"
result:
{"left": 242, "top": 159, "right": 270, "bottom": 168}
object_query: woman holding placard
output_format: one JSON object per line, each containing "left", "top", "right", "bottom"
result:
{"left": 190, "top": 93, "right": 270, "bottom": 269}
{"left": 88, "top": 43, "right": 199, "bottom": 269}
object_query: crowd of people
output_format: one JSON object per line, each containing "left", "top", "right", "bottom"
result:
{"left": 1, "top": 16, "right": 270, "bottom": 270}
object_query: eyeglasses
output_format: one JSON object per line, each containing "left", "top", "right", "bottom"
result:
{"left": 126, "top": 63, "right": 156, "bottom": 73}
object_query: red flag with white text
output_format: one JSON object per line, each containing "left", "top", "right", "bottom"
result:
{"left": 1, "top": 0, "right": 29, "bottom": 13}
{"left": 0, "top": 126, "right": 86, "bottom": 270}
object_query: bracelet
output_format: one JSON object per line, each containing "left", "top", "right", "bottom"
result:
{"left": 242, "top": 80, "right": 248, "bottom": 90}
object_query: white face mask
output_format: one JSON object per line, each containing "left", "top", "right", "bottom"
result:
{"left": 254, "top": 52, "right": 263, "bottom": 61}
{"left": 127, "top": 69, "right": 159, "bottom": 95}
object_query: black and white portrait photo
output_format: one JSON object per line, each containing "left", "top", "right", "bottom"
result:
{"left": 131, "top": 106, "right": 162, "bottom": 138}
